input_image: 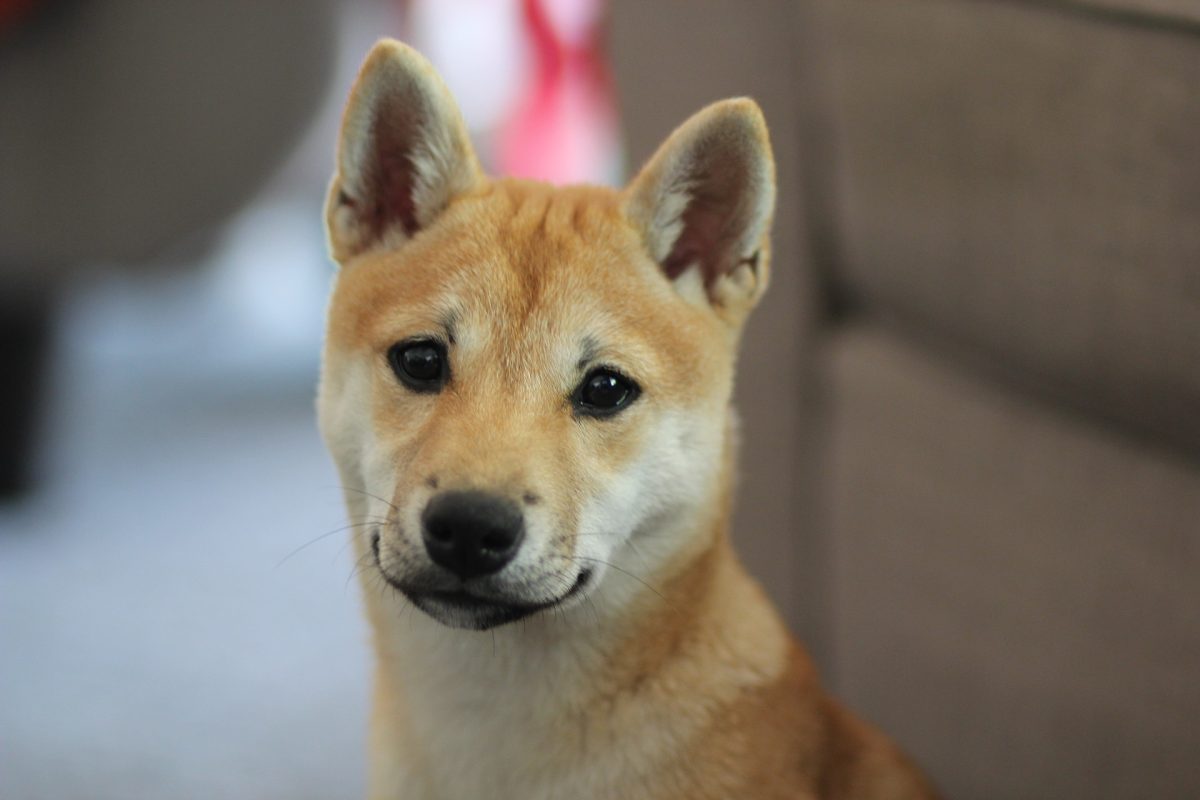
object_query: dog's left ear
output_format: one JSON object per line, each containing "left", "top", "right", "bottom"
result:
{"left": 326, "top": 40, "right": 483, "bottom": 263}
{"left": 623, "top": 98, "right": 775, "bottom": 313}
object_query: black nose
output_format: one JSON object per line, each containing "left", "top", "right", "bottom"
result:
{"left": 421, "top": 491, "right": 525, "bottom": 579}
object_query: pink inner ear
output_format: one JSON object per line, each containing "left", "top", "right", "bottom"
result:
{"left": 660, "top": 160, "right": 753, "bottom": 285}
{"left": 661, "top": 194, "right": 727, "bottom": 282}
{"left": 662, "top": 230, "right": 705, "bottom": 283}
{"left": 363, "top": 116, "right": 423, "bottom": 238}
{"left": 370, "top": 148, "right": 421, "bottom": 238}
{"left": 340, "top": 81, "right": 431, "bottom": 243}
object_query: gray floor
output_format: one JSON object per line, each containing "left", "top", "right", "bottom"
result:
{"left": 0, "top": 215, "right": 369, "bottom": 799}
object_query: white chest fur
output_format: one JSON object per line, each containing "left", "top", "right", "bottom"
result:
{"left": 373, "top": 611, "right": 660, "bottom": 800}
{"left": 364, "top": 554, "right": 789, "bottom": 800}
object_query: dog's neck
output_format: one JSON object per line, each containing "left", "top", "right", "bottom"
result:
{"left": 359, "top": 505, "right": 792, "bottom": 798}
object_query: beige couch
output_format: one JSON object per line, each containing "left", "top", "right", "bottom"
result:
{"left": 611, "top": 2, "right": 1200, "bottom": 797}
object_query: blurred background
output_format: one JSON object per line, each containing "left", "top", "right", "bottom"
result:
{"left": 1, "top": 1, "right": 1198, "bottom": 798}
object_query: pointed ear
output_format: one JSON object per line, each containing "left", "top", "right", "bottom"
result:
{"left": 623, "top": 99, "right": 776, "bottom": 311}
{"left": 326, "top": 40, "right": 482, "bottom": 263}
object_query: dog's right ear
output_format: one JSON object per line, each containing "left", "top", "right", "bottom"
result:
{"left": 326, "top": 40, "right": 482, "bottom": 263}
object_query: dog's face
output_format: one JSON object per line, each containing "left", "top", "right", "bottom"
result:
{"left": 319, "top": 41, "right": 774, "bottom": 630}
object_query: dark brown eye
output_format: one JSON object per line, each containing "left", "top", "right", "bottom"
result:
{"left": 573, "top": 369, "right": 639, "bottom": 417}
{"left": 388, "top": 340, "right": 447, "bottom": 392}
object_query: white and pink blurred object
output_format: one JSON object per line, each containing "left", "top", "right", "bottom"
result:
{"left": 407, "top": 0, "right": 621, "bottom": 185}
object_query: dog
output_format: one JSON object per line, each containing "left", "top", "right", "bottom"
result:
{"left": 318, "top": 39, "right": 939, "bottom": 800}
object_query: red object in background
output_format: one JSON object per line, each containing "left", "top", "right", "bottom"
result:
{"left": 0, "top": 0, "right": 43, "bottom": 35}
{"left": 495, "top": 0, "right": 620, "bottom": 185}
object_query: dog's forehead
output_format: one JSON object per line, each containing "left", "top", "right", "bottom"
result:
{"left": 452, "top": 181, "right": 658, "bottom": 311}
{"left": 331, "top": 179, "right": 700, "bottom": 358}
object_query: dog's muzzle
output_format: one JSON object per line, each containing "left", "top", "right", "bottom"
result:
{"left": 369, "top": 491, "right": 591, "bottom": 630}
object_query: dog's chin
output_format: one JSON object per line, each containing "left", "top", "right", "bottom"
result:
{"left": 384, "top": 570, "right": 594, "bottom": 631}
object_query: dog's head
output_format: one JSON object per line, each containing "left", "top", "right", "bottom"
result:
{"left": 319, "top": 41, "right": 774, "bottom": 630}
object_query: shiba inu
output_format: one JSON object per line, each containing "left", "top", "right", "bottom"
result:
{"left": 318, "top": 39, "right": 938, "bottom": 800}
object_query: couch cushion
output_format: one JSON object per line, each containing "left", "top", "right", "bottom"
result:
{"left": 823, "top": 323, "right": 1200, "bottom": 799}
{"left": 811, "top": 0, "right": 1200, "bottom": 451}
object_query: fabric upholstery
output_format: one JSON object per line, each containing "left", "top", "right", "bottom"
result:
{"left": 813, "top": 0, "right": 1200, "bottom": 451}
{"left": 824, "top": 324, "right": 1200, "bottom": 799}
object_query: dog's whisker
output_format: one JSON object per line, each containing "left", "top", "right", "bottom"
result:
{"left": 582, "top": 584, "right": 603, "bottom": 627}
{"left": 622, "top": 537, "right": 654, "bottom": 576}
{"left": 345, "top": 549, "right": 377, "bottom": 590}
{"left": 332, "top": 518, "right": 390, "bottom": 561}
{"left": 275, "top": 519, "right": 388, "bottom": 568}
{"left": 332, "top": 531, "right": 373, "bottom": 563}
{"left": 333, "top": 484, "right": 400, "bottom": 512}
{"left": 570, "top": 555, "right": 664, "bottom": 600}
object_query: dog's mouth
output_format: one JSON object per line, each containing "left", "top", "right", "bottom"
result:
{"left": 407, "top": 570, "right": 592, "bottom": 628}
{"left": 371, "top": 531, "right": 592, "bottom": 630}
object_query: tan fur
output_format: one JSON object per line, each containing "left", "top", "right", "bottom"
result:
{"left": 319, "top": 40, "right": 939, "bottom": 800}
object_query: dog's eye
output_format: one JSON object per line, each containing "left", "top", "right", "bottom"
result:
{"left": 388, "top": 340, "right": 447, "bottom": 392}
{"left": 573, "top": 369, "right": 639, "bottom": 417}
